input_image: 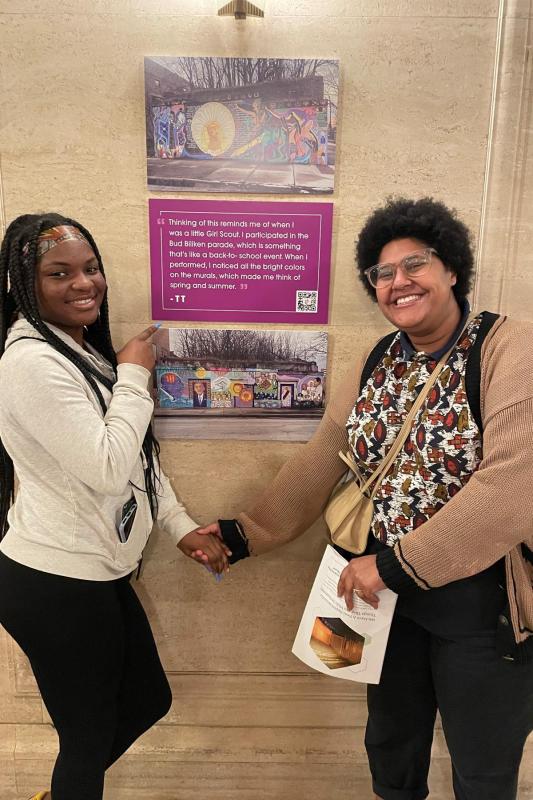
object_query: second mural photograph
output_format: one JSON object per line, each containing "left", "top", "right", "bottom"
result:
{"left": 152, "top": 327, "right": 327, "bottom": 417}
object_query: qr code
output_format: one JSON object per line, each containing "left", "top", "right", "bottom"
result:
{"left": 296, "top": 290, "right": 318, "bottom": 313}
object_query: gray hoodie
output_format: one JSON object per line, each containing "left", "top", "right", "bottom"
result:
{"left": 0, "top": 319, "right": 198, "bottom": 579}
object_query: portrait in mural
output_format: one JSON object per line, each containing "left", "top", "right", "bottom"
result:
{"left": 144, "top": 56, "right": 339, "bottom": 194}
{"left": 152, "top": 327, "right": 328, "bottom": 417}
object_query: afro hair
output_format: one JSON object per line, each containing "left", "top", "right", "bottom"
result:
{"left": 355, "top": 197, "right": 474, "bottom": 302}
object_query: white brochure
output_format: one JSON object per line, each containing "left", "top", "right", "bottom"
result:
{"left": 292, "top": 545, "right": 397, "bottom": 684}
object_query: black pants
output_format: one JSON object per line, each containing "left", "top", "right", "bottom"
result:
{"left": 337, "top": 540, "right": 533, "bottom": 800}
{"left": 0, "top": 551, "right": 172, "bottom": 800}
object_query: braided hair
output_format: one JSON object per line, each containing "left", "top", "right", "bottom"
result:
{"left": 0, "top": 212, "right": 161, "bottom": 538}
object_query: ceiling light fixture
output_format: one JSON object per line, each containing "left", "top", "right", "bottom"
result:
{"left": 217, "top": 0, "right": 265, "bottom": 20}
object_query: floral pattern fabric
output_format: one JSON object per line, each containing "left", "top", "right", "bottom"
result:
{"left": 346, "top": 316, "right": 483, "bottom": 546}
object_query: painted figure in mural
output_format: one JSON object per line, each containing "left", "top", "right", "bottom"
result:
{"left": 170, "top": 103, "right": 187, "bottom": 158}
{"left": 306, "top": 376, "right": 323, "bottom": 405}
{"left": 0, "top": 214, "right": 229, "bottom": 800}
{"left": 236, "top": 97, "right": 271, "bottom": 131}
{"left": 280, "top": 385, "right": 293, "bottom": 407}
{"left": 192, "top": 379, "right": 208, "bottom": 407}
{"left": 159, "top": 370, "right": 184, "bottom": 404}
{"left": 234, "top": 99, "right": 289, "bottom": 162}
{"left": 194, "top": 198, "right": 533, "bottom": 800}
{"left": 316, "top": 131, "right": 328, "bottom": 165}
{"left": 152, "top": 104, "right": 188, "bottom": 160}
{"left": 286, "top": 109, "right": 319, "bottom": 165}
{"left": 153, "top": 106, "right": 172, "bottom": 159}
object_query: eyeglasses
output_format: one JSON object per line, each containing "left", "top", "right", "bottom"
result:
{"left": 364, "top": 248, "right": 438, "bottom": 289}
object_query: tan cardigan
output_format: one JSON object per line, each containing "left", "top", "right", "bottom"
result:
{"left": 237, "top": 316, "right": 533, "bottom": 647}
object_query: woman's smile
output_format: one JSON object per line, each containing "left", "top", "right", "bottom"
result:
{"left": 66, "top": 295, "right": 97, "bottom": 307}
{"left": 391, "top": 292, "right": 425, "bottom": 308}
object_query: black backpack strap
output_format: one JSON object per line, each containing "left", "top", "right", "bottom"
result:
{"left": 359, "top": 313, "right": 500, "bottom": 430}
{"left": 465, "top": 311, "right": 501, "bottom": 434}
{"left": 359, "top": 331, "right": 398, "bottom": 393}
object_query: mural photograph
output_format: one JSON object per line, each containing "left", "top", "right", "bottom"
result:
{"left": 144, "top": 56, "right": 339, "bottom": 194}
{"left": 152, "top": 327, "right": 327, "bottom": 417}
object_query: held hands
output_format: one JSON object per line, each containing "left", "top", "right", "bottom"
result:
{"left": 177, "top": 526, "right": 230, "bottom": 575}
{"left": 117, "top": 324, "right": 161, "bottom": 371}
{"left": 186, "top": 522, "right": 224, "bottom": 566}
{"left": 337, "top": 555, "right": 386, "bottom": 610}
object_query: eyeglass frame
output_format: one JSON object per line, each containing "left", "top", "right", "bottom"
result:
{"left": 363, "top": 247, "right": 439, "bottom": 289}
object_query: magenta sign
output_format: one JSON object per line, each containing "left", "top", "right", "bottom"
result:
{"left": 149, "top": 199, "right": 332, "bottom": 323}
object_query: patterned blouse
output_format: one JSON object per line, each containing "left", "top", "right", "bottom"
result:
{"left": 346, "top": 316, "right": 484, "bottom": 546}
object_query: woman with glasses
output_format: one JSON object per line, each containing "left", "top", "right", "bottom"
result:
{"left": 198, "top": 197, "right": 533, "bottom": 800}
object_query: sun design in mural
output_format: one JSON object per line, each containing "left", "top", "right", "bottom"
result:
{"left": 191, "top": 102, "right": 236, "bottom": 156}
{"left": 231, "top": 382, "right": 244, "bottom": 396}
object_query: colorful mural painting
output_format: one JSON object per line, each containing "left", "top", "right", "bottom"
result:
{"left": 145, "top": 57, "right": 338, "bottom": 193}
{"left": 152, "top": 100, "right": 329, "bottom": 165}
{"left": 153, "top": 327, "right": 327, "bottom": 416}
{"left": 156, "top": 365, "right": 324, "bottom": 412}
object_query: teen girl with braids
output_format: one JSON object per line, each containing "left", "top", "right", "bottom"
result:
{"left": 0, "top": 213, "right": 230, "bottom": 800}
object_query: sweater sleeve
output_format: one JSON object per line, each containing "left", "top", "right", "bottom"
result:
{"left": 155, "top": 468, "right": 200, "bottom": 545}
{"left": 4, "top": 349, "right": 154, "bottom": 496}
{"left": 377, "top": 319, "right": 533, "bottom": 593}
{"left": 236, "top": 354, "right": 366, "bottom": 556}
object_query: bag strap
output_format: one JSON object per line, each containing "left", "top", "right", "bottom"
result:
{"left": 363, "top": 345, "right": 454, "bottom": 497}
{"left": 359, "top": 311, "right": 502, "bottom": 437}
{"left": 464, "top": 311, "right": 501, "bottom": 433}
{"left": 344, "top": 312, "right": 477, "bottom": 497}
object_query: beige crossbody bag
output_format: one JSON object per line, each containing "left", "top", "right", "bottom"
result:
{"left": 324, "top": 317, "right": 473, "bottom": 554}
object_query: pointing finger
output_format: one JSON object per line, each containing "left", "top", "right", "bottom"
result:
{"left": 137, "top": 323, "right": 161, "bottom": 341}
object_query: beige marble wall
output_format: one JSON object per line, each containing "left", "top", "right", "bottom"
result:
{"left": 1, "top": 1, "right": 532, "bottom": 798}
{"left": 473, "top": 3, "right": 533, "bottom": 320}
